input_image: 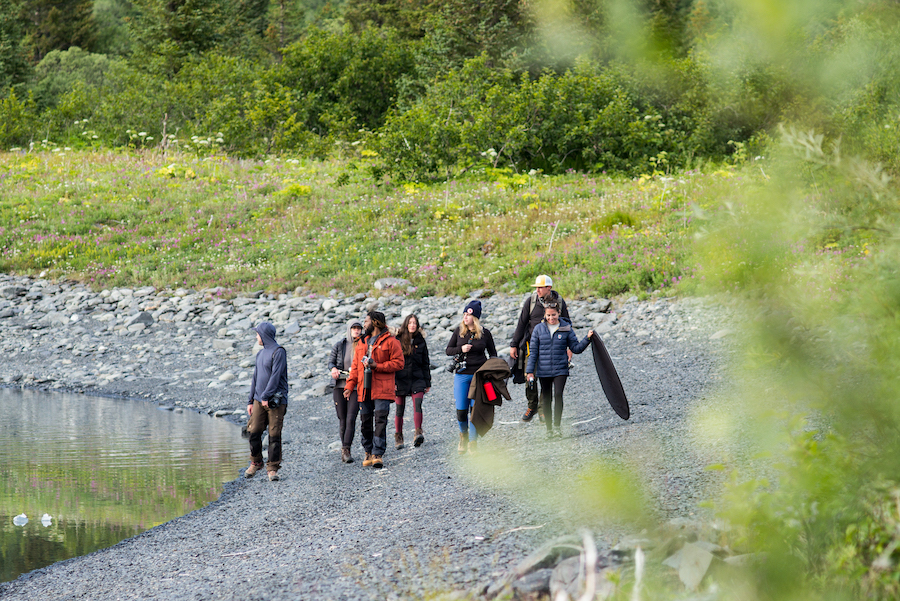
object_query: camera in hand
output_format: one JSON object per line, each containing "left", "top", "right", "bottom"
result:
{"left": 447, "top": 353, "right": 466, "bottom": 373}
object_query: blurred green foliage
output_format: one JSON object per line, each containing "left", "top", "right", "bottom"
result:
{"left": 692, "top": 65, "right": 900, "bottom": 601}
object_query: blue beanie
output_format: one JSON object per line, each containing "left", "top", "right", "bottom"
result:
{"left": 464, "top": 300, "right": 482, "bottom": 319}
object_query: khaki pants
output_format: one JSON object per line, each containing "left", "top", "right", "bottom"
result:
{"left": 248, "top": 400, "right": 287, "bottom": 472}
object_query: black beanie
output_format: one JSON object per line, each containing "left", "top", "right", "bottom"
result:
{"left": 463, "top": 300, "right": 482, "bottom": 319}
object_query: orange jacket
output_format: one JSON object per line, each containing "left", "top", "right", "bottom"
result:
{"left": 345, "top": 329, "right": 404, "bottom": 401}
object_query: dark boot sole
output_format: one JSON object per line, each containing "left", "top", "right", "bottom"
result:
{"left": 414, "top": 436, "right": 424, "bottom": 447}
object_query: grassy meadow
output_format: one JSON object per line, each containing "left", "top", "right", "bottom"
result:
{"left": 0, "top": 148, "right": 750, "bottom": 298}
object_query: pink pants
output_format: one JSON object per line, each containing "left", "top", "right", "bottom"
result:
{"left": 394, "top": 392, "right": 424, "bottom": 433}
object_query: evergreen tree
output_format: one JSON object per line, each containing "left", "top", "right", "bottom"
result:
{"left": 344, "top": 0, "right": 444, "bottom": 39}
{"left": 128, "top": 0, "right": 225, "bottom": 74}
{"left": 343, "top": 0, "right": 535, "bottom": 67}
{"left": 93, "top": 0, "right": 137, "bottom": 56}
{"left": 265, "top": 0, "right": 306, "bottom": 56}
{"left": 20, "top": 0, "right": 97, "bottom": 62}
{"left": 220, "top": 0, "right": 271, "bottom": 59}
{"left": 643, "top": 0, "right": 694, "bottom": 57}
{"left": 1, "top": 0, "right": 32, "bottom": 89}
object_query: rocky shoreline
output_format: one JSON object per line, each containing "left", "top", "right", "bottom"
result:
{"left": 0, "top": 272, "right": 740, "bottom": 600}
{"left": 0, "top": 274, "right": 729, "bottom": 414}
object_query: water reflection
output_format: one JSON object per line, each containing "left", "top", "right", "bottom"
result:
{"left": 0, "top": 388, "right": 246, "bottom": 582}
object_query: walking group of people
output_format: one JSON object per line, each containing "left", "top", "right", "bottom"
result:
{"left": 243, "top": 275, "right": 594, "bottom": 478}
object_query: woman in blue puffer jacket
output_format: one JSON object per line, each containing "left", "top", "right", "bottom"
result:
{"left": 526, "top": 302, "right": 593, "bottom": 437}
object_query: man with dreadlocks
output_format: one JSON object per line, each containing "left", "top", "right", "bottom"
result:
{"left": 344, "top": 311, "right": 404, "bottom": 468}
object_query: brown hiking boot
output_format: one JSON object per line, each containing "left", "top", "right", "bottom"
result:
{"left": 458, "top": 432, "right": 468, "bottom": 454}
{"left": 363, "top": 452, "right": 374, "bottom": 467}
{"left": 468, "top": 439, "right": 478, "bottom": 454}
{"left": 372, "top": 455, "right": 384, "bottom": 469}
{"left": 395, "top": 432, "right": 405, "bottom": 450}
{"left": 341, "top": 447, "right": 354, "bottom": 463}
{"left": 267, "top": 471, "right": 280, "bottom": 481}
{"left": 245, "top": 462, "right": 263, "bottom": 478}
{"left": 414, "top": 428, "right": 424, "bottom": 447}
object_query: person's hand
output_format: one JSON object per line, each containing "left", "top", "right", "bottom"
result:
{"left": 510, "top": 346, "right": 518, "bottom": 359}
{"left": 369, "top": 360, "right": 377, "bottom": 370}
{"left": 331, "top": 367, "right": 340, "bottom": 379}
{"left": 526, "top": 373, "right": 534, "bottom": 382}
{"left": 425, "top": 387, "right": 431, "bottom": 393}
{"left": 567, "top": 348, "right": 573, "bottom": 361}
{"left": 461, "top": 344, "right": 473, "bottom": 353}
{"left": 343, "top": 387, "right": 352, "bottom": 399}
{"left": 247, "top": 403, "right": 253, "bottom": 416}
{"left": 588, "top": 329, "right": 594, "bottom": 339}
{"left": 261, "top": 400, "right": 269, "bottom": 408}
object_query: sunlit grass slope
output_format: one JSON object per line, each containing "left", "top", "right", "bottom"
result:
{"left": 0, "top": 149, "right": 750, "bottom": 297}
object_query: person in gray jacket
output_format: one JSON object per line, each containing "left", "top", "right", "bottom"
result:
{"left": 525, "top": 303, "right": 592, "bottom": 437}
{"left": 329, "top": 321, "right": 363, "bottom": 463}
{"left": 246, "top": 322, "right": 289, "bottom": 481}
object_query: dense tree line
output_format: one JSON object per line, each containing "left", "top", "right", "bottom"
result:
{"left": 2, "top": 0, "right": 900, "bottom": 177}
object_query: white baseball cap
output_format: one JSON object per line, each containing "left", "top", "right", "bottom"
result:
{"left": 531, "top": 275, "right": 553, "bottom": 287}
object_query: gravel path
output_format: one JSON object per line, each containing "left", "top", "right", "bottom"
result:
{"left": 0, "top": 275, "right": 736, "bottom": 600}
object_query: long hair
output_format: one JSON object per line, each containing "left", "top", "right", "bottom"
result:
{"left": 457, "top": 315, "right": 483, "bottom": 339}
{"left": 398, "top": 313, "right": 424, "bottom": 356}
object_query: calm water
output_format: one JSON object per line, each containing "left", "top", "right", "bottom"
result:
{"left": 0, "top": 388, "right": 247, "bottom": 582}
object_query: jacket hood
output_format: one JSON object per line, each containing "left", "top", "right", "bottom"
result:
{"left": 255, "top": 322, "right": 278, "bottom": 348}
{"left": 346, "top": 320, "right": 363, "bottom": 344}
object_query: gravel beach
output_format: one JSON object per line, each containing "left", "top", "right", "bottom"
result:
{"left": 0, "top": 274, "right": 737, "bottom": 600}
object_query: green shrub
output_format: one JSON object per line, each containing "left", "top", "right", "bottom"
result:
{"left": 379, "top": 54, "right": 728, "bottom": 178}
{"left": 591, "top": 210, "right": 638, "bottom": 233}
{"left": 29, "top": 47, "right": 119, "bottom": 109}
{"left": 0, "top": 89, "right": 39, "bottom": 148}
{"left": 276, "top": 27, "right": 417, "bottom": 136}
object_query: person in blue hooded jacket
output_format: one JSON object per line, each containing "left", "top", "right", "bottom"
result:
{"left": 246, "top": 322, "right": 289, "bottom": 481}
{"left": 525, "top": 303, "right": 593, "bottom": 437}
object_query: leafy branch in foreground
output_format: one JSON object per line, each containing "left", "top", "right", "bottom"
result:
{"left": 692, "top": 122, "right": 900, "bottom": 599}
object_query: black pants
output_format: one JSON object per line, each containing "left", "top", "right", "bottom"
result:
{"left": 524, "top": 348, "right": 543, "bottom": 415}
{"left": 359, "top": 398, "right": 391, "bottom": 456}
{"left": 526, "top": 379, "right": 542, "bottom": 414}
{"left": 333, "top": 386, "right": 359, "bottom": 448}
{"left": 538, "top": 375, "right": 568, "bottom": 430}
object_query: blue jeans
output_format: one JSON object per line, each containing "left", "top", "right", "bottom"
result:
{"left": 453, "top": 373, "right": 477, "bottom": 440}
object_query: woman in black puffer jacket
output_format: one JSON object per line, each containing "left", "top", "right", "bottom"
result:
{"left": 394, "top": 314, "right": 431, "bottom": 449}
{"left": 329, "top": 320, "right": 363, "bottom": 463}
{"left": 445, "top": 300, "right": 497, "bottom": 454}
